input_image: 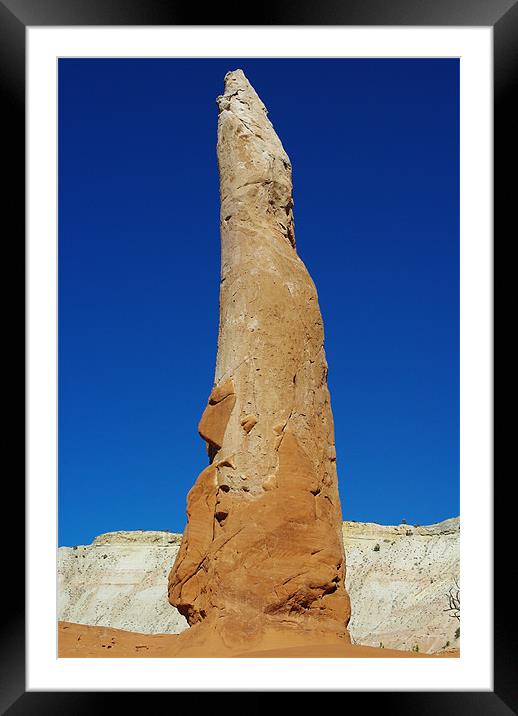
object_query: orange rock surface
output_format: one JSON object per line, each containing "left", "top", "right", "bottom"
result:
{"left": 167, "top": 70, "right": 351, "bottom": 652}
{"left": 58, "top": 622, "right": 459, "bottom": 658}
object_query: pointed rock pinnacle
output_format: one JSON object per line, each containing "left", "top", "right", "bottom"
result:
{"left": 168, "top": 71, "right": 351, "bottom": 650}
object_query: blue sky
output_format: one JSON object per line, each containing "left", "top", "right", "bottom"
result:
{"left": 58, "top": 58, "right": 459, "bottom": 547}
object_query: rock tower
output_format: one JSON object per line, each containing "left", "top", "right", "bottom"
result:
{"left": 168, "top": 70, "right": 350, "bottom": 648}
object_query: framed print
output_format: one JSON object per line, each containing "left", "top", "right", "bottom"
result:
{"left": 3, "top": 0, "right": 508, "bottom": 709}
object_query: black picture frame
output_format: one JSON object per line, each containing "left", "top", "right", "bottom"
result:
{"left": 5, "top": 0, "right": 507, "bottom": 709}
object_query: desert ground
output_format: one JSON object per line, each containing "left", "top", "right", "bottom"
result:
{"left": 58, "top": 621, "right": 458, "bottom": 658}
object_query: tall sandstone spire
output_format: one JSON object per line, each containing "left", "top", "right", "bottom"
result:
{"left": 168, "top": 70, "right": 351, "bottom": 648}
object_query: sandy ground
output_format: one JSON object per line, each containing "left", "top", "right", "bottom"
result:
{"left": 58, "top": 622, "right": 459, "bottom": 658}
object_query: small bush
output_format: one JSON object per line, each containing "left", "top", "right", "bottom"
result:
{"left": 455, "top": 627, "right": 460, "bottom": 640}
{"left": 373, "top": 543, "right": 380, "bottom": 552}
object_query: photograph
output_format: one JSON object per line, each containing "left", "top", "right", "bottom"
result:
{"left": 57, "top": 57, "right": 461, "bottom": 659}
{"left": 0, "top": 3, "right": 499, "bottom": 704}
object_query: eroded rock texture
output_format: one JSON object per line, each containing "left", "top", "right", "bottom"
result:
{"left": 168, "top": 70, "right": 350, "bottom": 648}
